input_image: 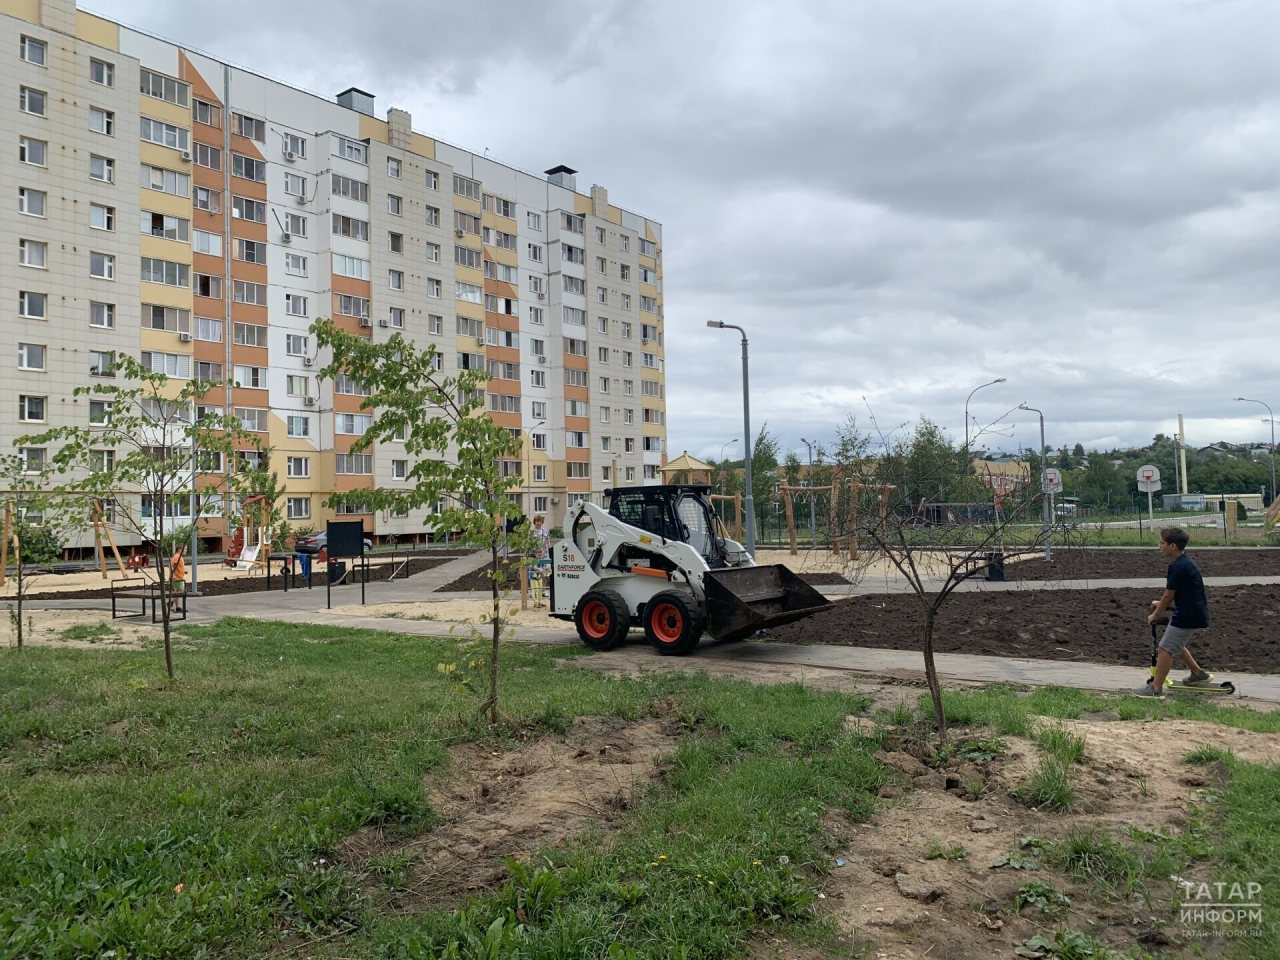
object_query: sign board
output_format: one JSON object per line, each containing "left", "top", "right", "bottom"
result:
{"left": 1042, "top": 468, "right": 1063, "bottom": 494}
{"left": 325, "top": 520, "right": 366, "bottom": 559}
{"left": 1137, "top": 464, "right": 1162, "bottom": 494}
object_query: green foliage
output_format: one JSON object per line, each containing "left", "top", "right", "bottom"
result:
{"left": 924, "top": 839, "right": 967, "bottom": 861}
{"left": 1045, "top": 830, "right": 1144, "bottom": 898}
{"left": 1016, "top": 759, "right": 1076, "bottom": 812}
{"left": 1183, "top": 744, "right": 1234, "bottom": 765}
{"left": 57, "top": 622, "right": 119, "bottom": 642}
{"left": 1035, "top": 723, "right": 1087, "bottom": 765}
{"left": 1015, "top": 929, "right": 1151, "bottom": 960}
{"left": 1014, "top": 880, "right": 1071, "bottom": 916}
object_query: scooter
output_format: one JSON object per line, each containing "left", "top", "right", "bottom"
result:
{"left": 1149, "top": 617, "right": 1236, "bottom": 695}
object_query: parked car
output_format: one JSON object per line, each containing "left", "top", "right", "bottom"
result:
{"left": 294, "top": 531, "right": 373, "bottom": 555}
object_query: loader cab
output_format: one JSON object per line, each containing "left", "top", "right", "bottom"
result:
{"left": 606, "top": 485, "right": 728, "bottom": 566}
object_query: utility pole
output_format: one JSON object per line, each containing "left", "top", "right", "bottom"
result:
{"left": 1178, "top": 413, "right": 1189, "bottom": 496}
{"left": 800, "top": 437, "right": 816, "bottom": 549}
{"left": 1234, "top": 397, "right": 1275, "bottom": 507}
{"left": 708, "top": 321, "right": 755, "bottom": 556}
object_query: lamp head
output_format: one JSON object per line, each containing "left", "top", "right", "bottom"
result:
{"left": 1233, "top": 397, "right": 1243, "bottom": 402}
{"left": 706, "top": 320, "right": 724, "bottom": 329}
{"left": 1018, "top": 403, "right": 1030, "bottom": 410}
{"left": 995, "top": 378, "right": 1007, "bottom": 384}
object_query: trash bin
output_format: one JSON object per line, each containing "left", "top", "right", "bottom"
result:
{"left": 985, "top": 551, "right": 1005, "bottom": 582}
{"left": 328, "top": 559, "right": 347, "bottom": 584}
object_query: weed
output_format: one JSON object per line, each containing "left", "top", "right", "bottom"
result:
{"left": 58, "top": 621, "right": 120, "bottom": 642}
{"left": 1015, "top": 929, "right": 1152, "bottom": 959}
{"left": 953, "top": 736, "right": 1007, "bottom": 762}
{"left": 991, "top": 849, "right": 1040, "bottom": 871}
{"left": 1014, "top": 880, "right": 1071, "bottom": 916}
{"left": 1035, "top": 723, "right": 1087, "bottom": 765}
{"left": 878, "top": 701, "right": 917, "bottom": 726}
{"left": 1045, "top": 829, "right": 1143, "bottom": 899}
{"left": 1017, "top": 758, "right": 1076, "bottom": 812}
{"left": 925, "top": 839, "right": 967, "bottom": 861}
{"left": 1133, "top": 773, "right": 1151, "bottom": 798}
{"left": 1183, "top": 744, "right": 1234, "bottom": 766}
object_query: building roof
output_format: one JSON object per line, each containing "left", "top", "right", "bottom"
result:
{"left": 660, "top": 451, "right": 715, "bottom": 475}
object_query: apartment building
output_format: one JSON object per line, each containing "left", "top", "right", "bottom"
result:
{"left": 1, "top": 0, "right": 666, "bottom": 548}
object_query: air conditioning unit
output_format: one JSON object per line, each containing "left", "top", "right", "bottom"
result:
{"left": 537, "top": 292, "right": 546, "bottom": 300}
{"left": 280, "top": 232, "right": 292, "bottom": 245}
{"left": 455, "top": 228, "right": 465, "bottom": 237}
{"left": 178, "top": 332, "right": 192, "bottom": 342}
{"left": 295, "top": 193, "right": 307, "bottom": 205}
{"left": 536, "top": 355, "right": 546, "bottom": 365}
{"left": 302, "top": 357, "right": 313, "bottom": 367}
{"left": 378, "top": 318, "right": 389, "bottom": 328}
{"left": 284, "top": 150, "right": 297, "bottom": 162}
{"left": 359, "top": 317, "right": 372, "bottom": 328}
{"left": 180, "top": 150, "right": 192, "bottom": 162}
{"left": 304, "top": 396, "right": 316, "bottom": 406}
{"left": 550, "top": 497, "right": 560, "bottom": 505}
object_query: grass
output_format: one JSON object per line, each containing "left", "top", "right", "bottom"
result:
{"left": 1035, "top": 722, "right": 1087, "bottom": 766}
{"left": 56, "top": 621, "right": 120, "bottom": 641}
{"left": 1183, "top": 743, "right": 1235, "bottom": 765}
{"left": 0, "top": 618, "right": 886, "bottom": 959}
{"left": 924, "top": 839, "right": 967, "bottom": 861}
{"left": 1017, "top": 759, "right": 1076, "bottom": 812}
{"left": 1014, "top": 880, "right": 1071, "bottom": 916}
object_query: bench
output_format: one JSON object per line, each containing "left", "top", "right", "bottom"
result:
{"left": 110, "top": 578, "right": 188, "bottom": 623}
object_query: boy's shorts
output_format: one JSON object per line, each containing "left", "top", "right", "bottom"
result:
{"left": 1159, "top": 624, "right": 1203, "bottom": 655}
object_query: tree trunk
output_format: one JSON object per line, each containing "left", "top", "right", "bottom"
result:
{"left": 487, "top": 539, "right": 501, "bottom": 725}
{"left": 13, "top": 542, "right": 23, "bottom": 649}
{"left": 157, "top": 509, "right": 173, "bottom": 679}
{"left": 922, "top": 607, "right": 947, "bottom": 741}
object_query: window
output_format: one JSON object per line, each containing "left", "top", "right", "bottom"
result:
{"left": 234, "top": 113, "right": 265, "bottom": 141}
{"left": 88, "top": 399, "right": 111, "bottom": 424}
{"left": 388, "top": 194, "right": 402, "bottom": 215}
{"left": 621, "top": 322, "right": 632, "bottom": 339}
{"left": 597, "top": 286, "right": 607, "bottom": 304}
{"left": 141, "top": 351, "right": 190, "bottom": 378}
{"left": 564, "top": 306, "right": 586, "bottom": 326}
{"left": 425, "top": 205, "right": 440, "bottom": 226}
{"left": 564, "top": 337, "right": 587, "bottom": 357}
{"left": 193, "top": 317, "right": 222, "bottom": 342}
{"left": 194, "top": 361, "right": 222, "bottom": 380}
{"left": 19, "top": 239, "right": 46, "bottom": 268}
{"left": 641, "top": 323, "right": 659, "bottom": 341}
{"left": 335, "top": 453, "right": 373, "bottom": 475}
{"left": 620, "top": 264, "right": 631, "bottom": 280}
{"left": 595, "top": 227, "right": 606, "bottom": 243}
{"left": 422, "top": 277, "right": 440, "bottom": 299}
{"left": 484, "top": 228, "right": 517, "bottom": 251}
{"left": 333, "top": 373, "right": 369, "bottom": 396}
{"left": 193, "top": 99, "right": 221, "bottom": 127}
{"left": 454, "top": 211, "right": 481, "bottom": 235}
{"left": 192, "top": 229, "right": 221, "bottom": 256}
{"left": 597, "top": 346, "right": 609, "bottom": 363}
{"left": 284, "top": 212, "right": 307, "bottom": 236}
{"left": 640, "top": 238, "right": 657, "bottom": 257}
{"left": 455, "top": 281, "right": 482, "bottom": 304}
{"left": 566, "top": 399, "right": 588, "bottom": 417}
{"left": 624, "top": 411, "right": 635, "bottom": 427}
{"left": 144, "top": 211, "right": 189, "bottom": 241}
{"left": 20, "top": 36, "right": 46, "bottom": 65}
{"left": 20, "top": 291, "right": 47, "bottom": 319}
{"left": 642, "top": 352, "right": 661, "bottom": 369}
{"left": 424, "top": 169, "right": 439, "bottom": 190}
{"left": 428, "top": 314, "right": 443, "bottom": 335}
{"left": 566, "top": 432, "right": 587, "bottom": 448}
{"left": 388, "top": 232, "right": 403, "bottom": 253}
{"left": 388, "top": 269, "right": 403, "bottom": 290}
{"left": 236, "top": 408, "right": 268, "bottom": 431}
{"left": 19, "top": 137, "right": 46, "bottom": 166}
{"left": 233, "top": 323, "right": 268, "bottom": 347}
{"left": 141, "top": 257, "right": 189, "bottom": 287}
{"left": 90, "top": 450, "right": 116, "bottom": 472}
{"left": 333, "top": 136, "right": 367, "bottom": 163}
{"left": 89, "top": 154, "right": 113, "bottom": 182}
{"left": 642, "top": 379, "right": 663, "bottom": 397}
{"left": 90, "top": 58, "right": 113, "bottom": 86}
{"left": 286, "top": 416, "right": 310, "bottom": 438}
{"left": 599, "top": 406, "right": 611, "bottom": 423}
{"left": 529, "top": 306, "right": 544, "bottom": 325}
{"left": 623, "top": 379, "right": 634, "bottom": 395}
{"left": 234, "top": 281, "right": 266, "bottom": 304}
{"left": 565, "top": 369, "right": 588, "bottom": 387}
{"left": 287, "top": 497, "right": 311, "bottom": 520}
{"left": 332, "top": 214, "right": 369, "bottom": 240}
{"left": 287, "top": 375, "right": 310, "bottom": 397}
{"left": 19, "top": 395, "right": 46, "bottom": 422}
{"left": 233, "top": 364, "right": 266, "bottom": 388}
{"left": 640, "top": 266, "right": 657, "bottom": 284}
{"left": 20, "top": 87, "right": 46, "bottom": 117}
{"left": 326, "top": 255, "right": 372, "bottom": 285}
{"left": 287, "top": 457, "right": 310, "bottom": 478}
{"left": 21, "top": 448, "right": 45, "bottom": 473}
{"left": 193, "top": 143, "right": 220, "bottom": 169}
{"left": 140, "top": 117, "right": 189, "bottom": 151}
{"left": 235, "top": 238, "right": 267, "bottom": 263}
{"left": 562, "top": 212, "right": 585, "bottom": 234}
{"left": 336, "top": 413, "right": 372, "bottom": 434}
{"left": 388, "top": 307, "right": 404, "bottom": 328}
{"left": 89, "top": 252, "right": 114, "bottom": 279}
{"left": 455, "top": 245, "right": 481, "bottom": 269}
{"left": 529, "top": 369, "right": 546, "bottom": 388}
{"left": 453, "top": 175, "right": 480, "bottom": 200}
{"left": 641, "top": 296, "right": 658, "bottom": 312}
{"left": 562, "top": 243, "right": 585, "bottom": 264}
{"left": 623, "top": 351, "right": 633, "bottom": 367}
{"left": 597, "top": 317, "right": 609, "bottom": 334}
{"left": 524, "top": 210, "right": 542, "bottom": 230}
{"left": 426, "top": 242, "right": 440, "bottom": 262}
{"left": 621, "top": 293, "right": 632, "bottom": 310}
{"left": 386, "top": 157, "right": 401, "bottom": 178}
{"left": 89, "top": 350, "right": 113, "bottom": 376}
{"left": 456, "top": 316, "right": 483, "bottom": 339}
{"left": 600, "top": 436, "right": 612, "bottom": 453}
{"left": 285, "top": 334, "right": 308, "bottom": 357}
{"left": 595, "top": 256, "right": 606, "bottom": 273}
{"left": 231, "top": 154, "right": 266, "bottom": 181}
{"left": 194, "top": 186, "right": 220, "bottom": 212}
{"left": 285, "top": 253, "right": 307, "bottom": 276}
{"left": 598, "top": 376, "right": 609, "bottom": 392}
{"left": 601, "top": 465, "right": 612, "bottom": 482}
{"left": 335, "top": 295, "right": 370, "bottom": 319}
{"left": 141, "top": 163, "right": 189, "bottom": 196}
{"left": 143, "top": 304, "right": 191, "bottom": 332}
{"left": 620, "top": 234, "right": 630, "bottom": 252}
{"left": 282, "top": 132, "right": 306, "bottom": 157}
{"left": 564, "top": 276, "right": 585, "bottom": 295}
{"left": 285, "top": 294, "right": 308, "bottom": 316}
{"left": 140, "top": 69, "right": 189, "bottom": 106}
{"left": 194, "top": 274, "right": 222, "bottom": 298}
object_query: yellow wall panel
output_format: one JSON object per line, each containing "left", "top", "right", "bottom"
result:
{"left": 140, "top": 328, "right": 191, "bottom": 353}
{"left": 75, "top": 11, "right": 117, "bottom": 49}
{"left": 0, "top": 0, "right": 39, "bottom": 25}
{"left": 574, "top": 195, "right": 591, "bottom": 216}
{"left": 140, "top": 234, "right": 193, "bottom": 263}
{"left": 411, "top": 133, "right": 435, "bottom": 159}
{"left": 138, "top": 95, "right": 192, "bottom": 129}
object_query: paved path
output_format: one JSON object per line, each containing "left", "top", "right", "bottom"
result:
{"left": 822, "top": 575, "right": 1280, "bottom": 596}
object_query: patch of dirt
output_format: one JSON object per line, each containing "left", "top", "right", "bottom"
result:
{"left": 798, "top": 572, "right": 850, "bottom": 586}
{"left": 338, "top": 716, "right": 679, "bottom": 908}
{"left": 329, "top": 598, "right": 561, "bottom": 629}
{"left": 818, "top": 718, "right": 1280, "bottom": 959}
{"left": 1007, "top": 547, "right": 1280, "bottom": 581}
{"left": 436, "top": 558, "right": 529, "bottom": 593}
{"left": 763, "top": 585, "right": 1280, "bottom": 673}
{"left": 1, "top": 609, "right": 154, "bottom": 650}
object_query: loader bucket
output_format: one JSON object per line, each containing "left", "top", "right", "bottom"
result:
{"left": 702, "top": 565, "right": 834, "bottom": 642}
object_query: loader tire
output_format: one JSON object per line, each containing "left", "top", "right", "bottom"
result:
{"left": 575, "top": 590, "right": 631, "bottom": 650}
{"left": 643, "top": 591, "right": 704, "bottom": 656}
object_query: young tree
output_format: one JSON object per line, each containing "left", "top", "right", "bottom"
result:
{"left": 18, "top": 355, "right": 253, "bottom": 678}
{"left": 312, "top": 319, "right": 533, "bottom": 725}
{"left": 847, "top": 419, "right": 1058, "bottom": 739}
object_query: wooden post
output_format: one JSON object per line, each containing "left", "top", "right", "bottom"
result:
{"left": 97, "top": 502, "right": 127, "bottom": 576}
{"left": 1226, "top": 500, "right": 1238, "bottom": 541}
{"left": 734, "top": 492, "right": 742, "bottom": 542}
{"left": 847, "top": 477, "right": 860, "bottom": 560}
{"left": 0, "top": 503, "right": 10, "bottom": 587}
{"left": 782, "top": 489, "right": 797, "bottom": 555}
{"left": 519, "top": 563, "right": 529, "bottom": 610}
{"left": 830, "top": 470, "right": 842, "bottom": 553}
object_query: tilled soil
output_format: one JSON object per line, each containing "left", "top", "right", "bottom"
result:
{"left": 1005, "top": 547, "right": 1280, "bottom": 581}
{"left": 437, "top": 558, "right": 530, "bottom": 593}
{"left": 762, "top": 585, "right": 1280, "bottom": 673}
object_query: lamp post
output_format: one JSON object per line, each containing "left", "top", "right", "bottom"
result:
{"left": 1234, "top": 397, "right": 1275, "bottom": 506}
{"left": 800, "top": 437, "right": 817, "bottom": 549}
{"left": 717, "top": 438, "right": 738, "bottom": 499}
{"left": 708, "top": 321, "right": 755, "bottom": 556}
{"left": 1018, "top": 403, "right": 1050, "bottom": 561}
{"left": 964, "top": 378, "right": 1006, "bottom": 454}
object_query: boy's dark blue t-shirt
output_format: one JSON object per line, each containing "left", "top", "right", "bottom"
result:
{"left": 1166, "top": 553, "right": 1210, "bottom": 629}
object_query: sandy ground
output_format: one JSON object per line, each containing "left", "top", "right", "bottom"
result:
{"left": 0, "top": 560, "right": 259, "bottom": 598}
{"left": 329, "top": 599, "right": 563, "bottom": 628}
{"left": 0, "top": 606, "right": 159, "bottom": 650}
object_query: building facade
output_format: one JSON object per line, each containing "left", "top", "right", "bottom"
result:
{"left": 1, "top": 0, "right": 666, "bottom": 547}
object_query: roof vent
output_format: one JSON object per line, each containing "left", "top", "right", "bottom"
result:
{"left": 545, "top": 164, "right": 577, "bottom": 191}
{"left": 336, "top": 87, "right": 376, "bottom": 117}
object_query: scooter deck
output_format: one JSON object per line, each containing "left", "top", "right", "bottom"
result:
{"left": 1168, "top": 680, "right": 1236, "bottom": 695}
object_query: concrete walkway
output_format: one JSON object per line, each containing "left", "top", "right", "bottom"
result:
{"left": 823, "top": 575, "right": 1280, "bottom": 596}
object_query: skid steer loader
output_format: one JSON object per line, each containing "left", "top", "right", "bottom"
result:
{"left": 550, "top": 485, "right": 832, "bottom": 655}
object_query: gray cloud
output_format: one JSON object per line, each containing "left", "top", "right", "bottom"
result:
{"left": 92, "top": 0, "right": 1280, "bottom": 460}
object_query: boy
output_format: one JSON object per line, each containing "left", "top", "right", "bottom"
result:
{"left": 1134, "top": 527, "right": 1213, "bottom": 698}
{"left": 169, "top": 543, "right": 187, "bottom": 614}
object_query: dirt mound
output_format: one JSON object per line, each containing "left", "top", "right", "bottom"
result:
{"left": 818, "top": 718, "right": 1280, "bottom": 958}
{"left": 436, "top": 558, "right": 528, "bottom": 593}
{"left": 1007, "top": 548, "right": 1280, "bottom": 582}
{"left": 763, "top": 585, "right": 1280, "bottom": 673}
{"left": 339, "top": 716, "right": 679, "bottom": 907}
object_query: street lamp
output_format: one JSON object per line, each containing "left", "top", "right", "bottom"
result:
{"left": 717, "top": 438, "right": 738, "bottom": 499}
{"left": 800, "top": 437, "right": 817, "bottom": 549}
{"left": 1234, "top": 397, "right": 1275, "bottom": 506}
{"left": 708, "top": 320, "right": 755, "bottom": 556}
{"left": 964, "top": 378, "right": 1006, "bottom": 454}
{"left": 1018, "top": 403, "right": 1050, "bottom": 561}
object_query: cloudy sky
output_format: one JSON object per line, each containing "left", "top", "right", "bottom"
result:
{"left": 92, "top": 0, "right": 1280, "bottom": 461}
